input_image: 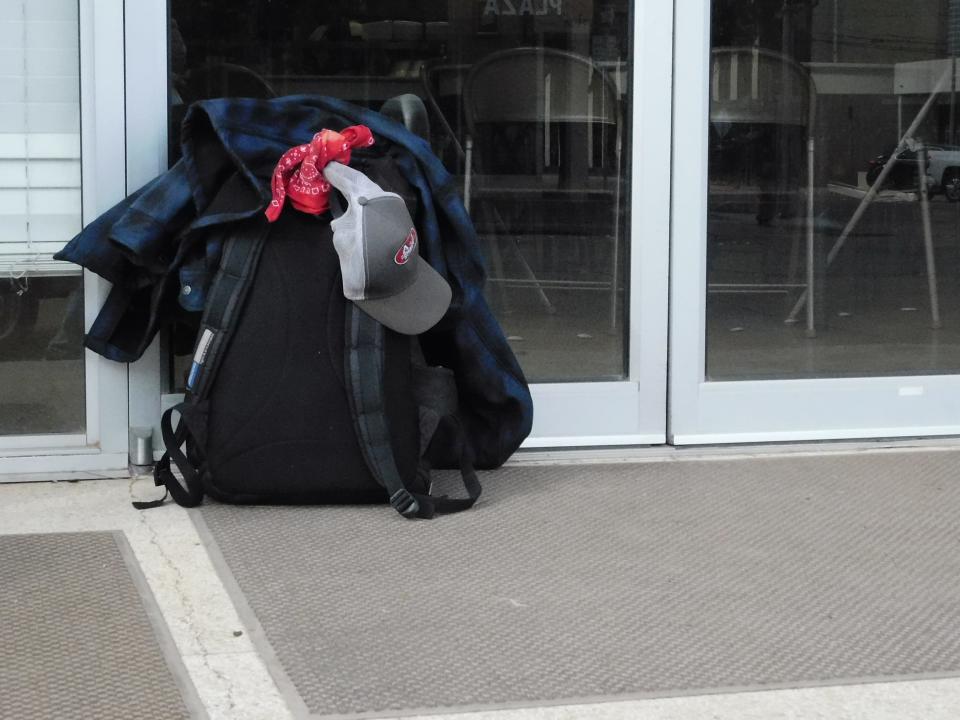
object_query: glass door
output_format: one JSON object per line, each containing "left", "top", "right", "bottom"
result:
{"left": 148, "top": 0, "right": 671, "bottom": 447}
{"left": 673, "top": 0, "right": 960, "bottom": 443}
{"left": 0, "top": 0, "right": 129, "bottom": 474}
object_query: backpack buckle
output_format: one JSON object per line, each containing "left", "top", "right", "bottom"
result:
{"left": 389, "top": 488, "right": 420, "bottom": 518}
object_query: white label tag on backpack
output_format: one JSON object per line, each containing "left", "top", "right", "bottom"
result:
{"left": 194, "top": 328, "right": 215, "bottom": 364}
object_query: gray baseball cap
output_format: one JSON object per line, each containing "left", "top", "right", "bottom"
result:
{"left": 323, "top": 161, "right": 451, "bottom": 335}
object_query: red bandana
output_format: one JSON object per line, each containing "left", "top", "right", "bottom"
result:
{"left": 264, "top": 125, "right": 375, "bottom": 222}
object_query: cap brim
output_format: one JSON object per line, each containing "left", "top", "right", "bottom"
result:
{"left": 355, "top": 261, "right": 452, "bottom": 335}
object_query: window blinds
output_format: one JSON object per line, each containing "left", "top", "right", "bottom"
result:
{"left": 0, "top": 0, "right": 81, "bottom": 269}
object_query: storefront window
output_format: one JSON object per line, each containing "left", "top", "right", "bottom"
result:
{"left": 0, "top": 1, "right": 85, "bottom": 435}
{"left": 708, "top": 0, "right": 960, "bottom": 380}
{"left": 168, "top": 0, "right": 631, "bottom": 388}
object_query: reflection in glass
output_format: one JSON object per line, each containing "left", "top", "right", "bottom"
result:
{"left": 0, "top": 276, "right": 86, "bottom": 435}
{"left": 169, "top": 0, "right": 631, "bottom": 385}
{"left": 708, "top": 0, "right": 960, "bottom": 381}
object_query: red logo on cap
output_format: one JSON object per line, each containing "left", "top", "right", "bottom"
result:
{"left": 395, "top": 228, "right": 417, "bottom": 265}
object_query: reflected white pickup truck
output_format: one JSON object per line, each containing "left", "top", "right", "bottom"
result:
{"left": 866, "top": 142, "right": 960, "bottom": 200}
{"left": 923, "top": 145, "right": 960, "bottom": 200}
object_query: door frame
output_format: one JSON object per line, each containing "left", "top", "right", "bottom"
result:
{"left": 125, "top": 0, "right": 169, "bottom": 462}
{"left": 123, "top": 0, "right": 674, "bottom": 450}
{"left": 669, "top": 0, "right": 960, "bottom": 444}
{"left": 0, "top": 0, "right": 130, "bottom": 475}
{"left": 525, "top": 0, "right": 672, "bottom": 447}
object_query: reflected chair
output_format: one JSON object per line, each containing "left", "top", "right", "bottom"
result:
{"left": 461, "top": 47, "right": 623, "bottom": 330}
{"left": 419, "top": 62, "right": 469, "bottom": 167}
{"left": 380, "top": 93, "right": 431, "bottom": 141}
{"left": 708, "top": 46, "right": 817, "bottom": 335}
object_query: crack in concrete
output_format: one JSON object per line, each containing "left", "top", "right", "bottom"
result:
{"left": 128, "top": 477, "right": 239, "bottom": 717}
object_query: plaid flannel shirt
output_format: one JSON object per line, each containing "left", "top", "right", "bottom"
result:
{"left": 55, "top": 95, "right": 532, "bottom": 467}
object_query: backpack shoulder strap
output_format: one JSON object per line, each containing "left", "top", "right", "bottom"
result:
{"left": 185, "top": 217, "right": 272, "bottom": 399}
{"left": 152, "top": 217, "right": 272, "bottom": 507}
{"left": 344, "top": 302, "right": 481, "bottom": 519}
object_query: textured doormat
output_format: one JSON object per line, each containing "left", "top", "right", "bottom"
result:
{"left": 195, "top": 450, "right": 960, "bottom": 719}
{"left": 0, "top": 532, "right": 206, "bottom": 720}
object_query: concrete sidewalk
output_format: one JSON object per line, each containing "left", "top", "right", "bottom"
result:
{"left": 2, "top": 452, "right": 960, "bottom": 720}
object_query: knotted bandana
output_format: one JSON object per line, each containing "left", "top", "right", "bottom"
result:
{"left": 265, "top": 125, "right": 375, "bottom": 222}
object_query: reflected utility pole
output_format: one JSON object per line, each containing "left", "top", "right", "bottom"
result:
{"left": 832, "top": 0, "right": 838, "bottom": 62}
{"left": 950, "top": 0, "right": 959, "bottom": 144}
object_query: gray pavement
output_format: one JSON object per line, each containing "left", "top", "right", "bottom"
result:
{"left": 3, "top": 447, "right": 960, "bottom": 719}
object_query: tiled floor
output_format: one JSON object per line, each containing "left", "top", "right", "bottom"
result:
{"left": 4, "top": 463, "right": 960, "bottom": 720}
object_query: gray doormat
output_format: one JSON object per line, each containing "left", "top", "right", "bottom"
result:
{"left": 195, "top": 450, "right": 960, "bottom": 719}
{"left": 0, "top": 532, "right": 206, "bottom": 720}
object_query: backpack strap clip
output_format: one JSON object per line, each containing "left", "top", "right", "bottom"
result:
{"left": 389, "top": 488, "right": 420, "bottom": 518}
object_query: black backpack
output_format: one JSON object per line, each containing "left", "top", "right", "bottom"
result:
{"left": 148, "top": 160, "right": 481, "bottom": 519}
